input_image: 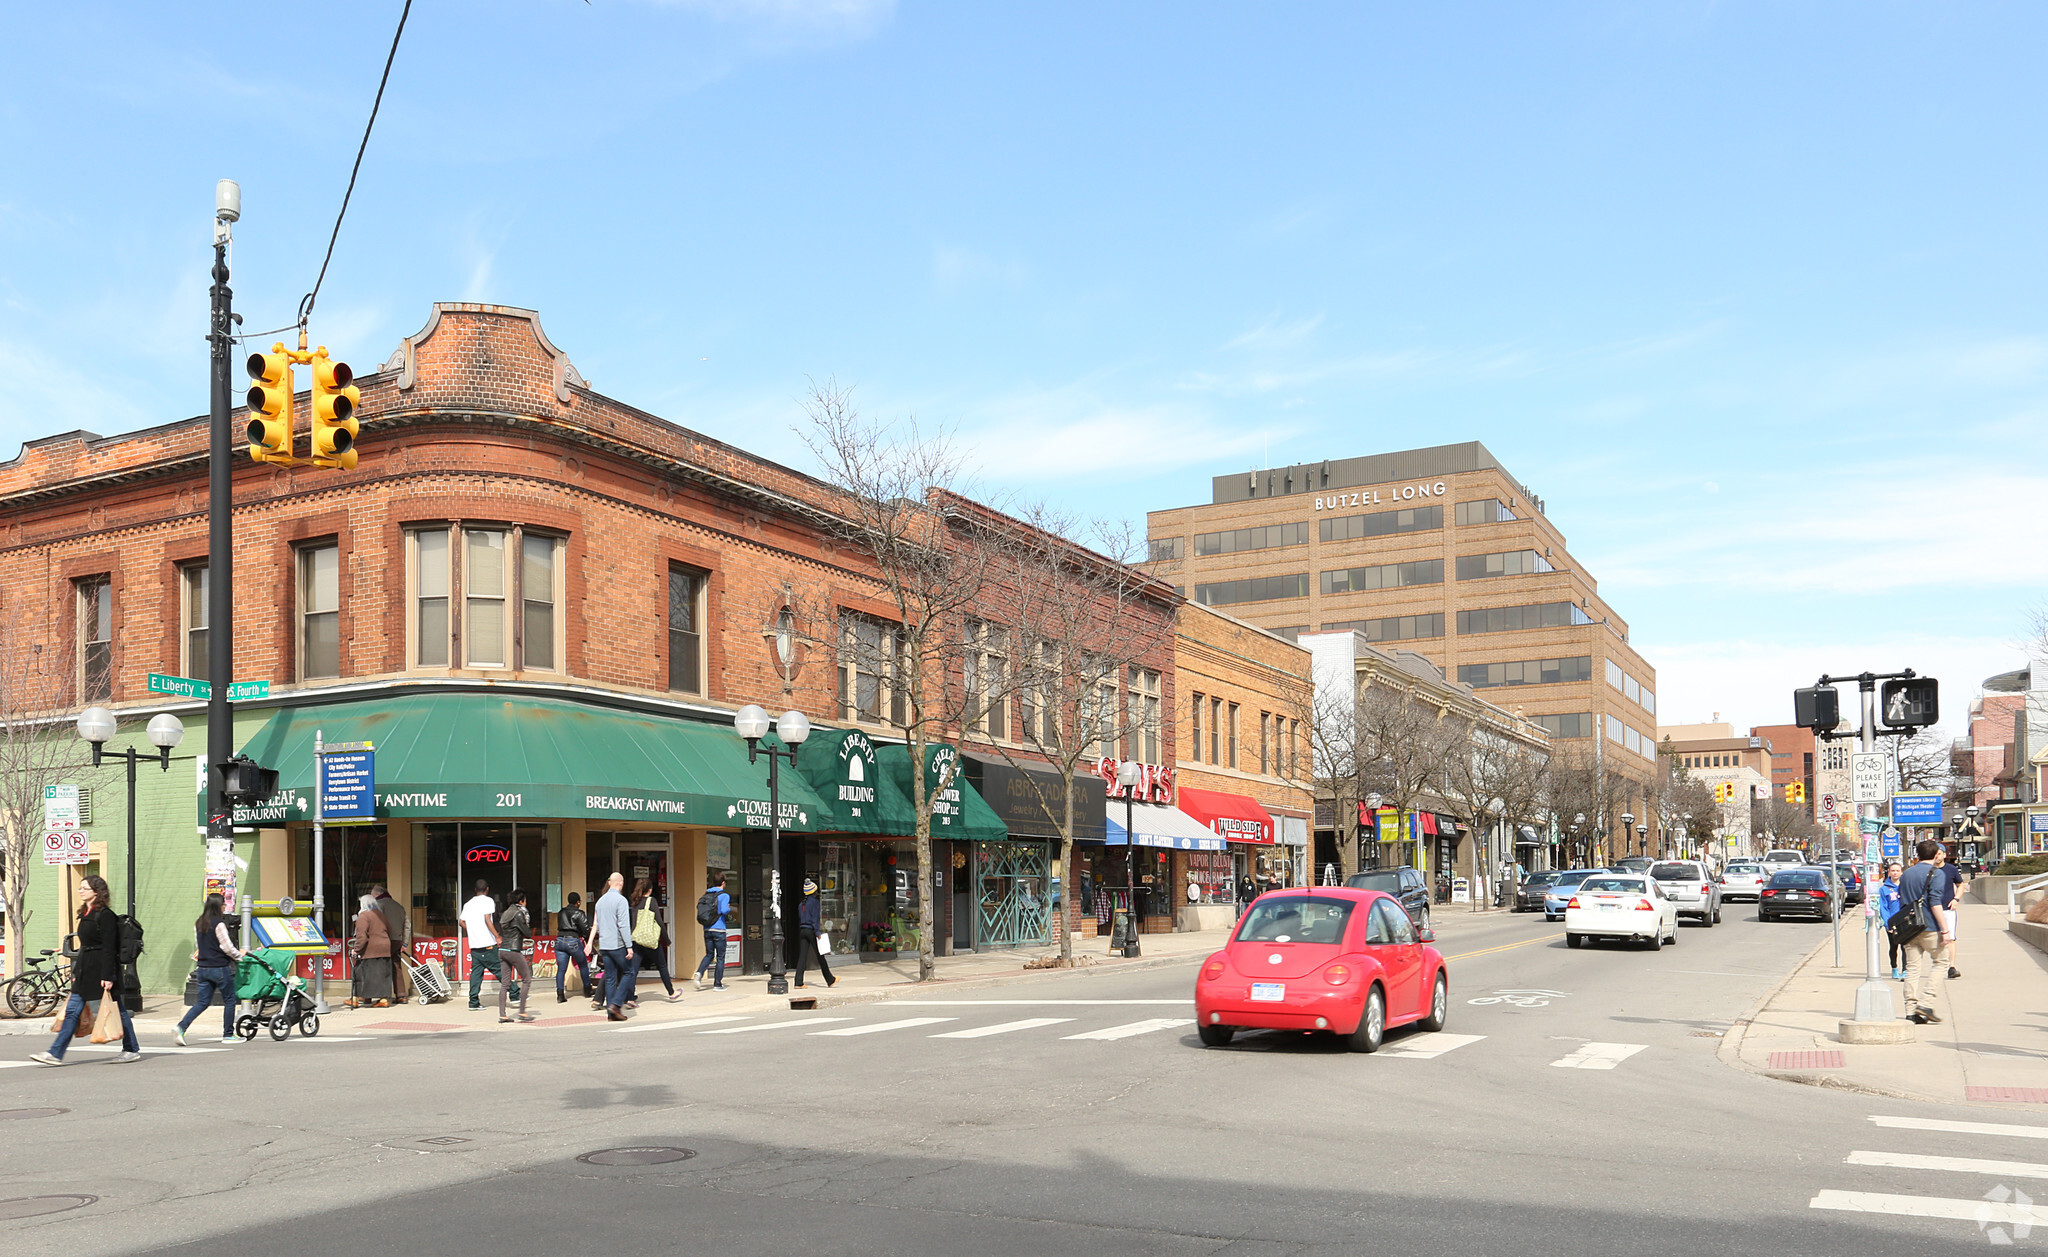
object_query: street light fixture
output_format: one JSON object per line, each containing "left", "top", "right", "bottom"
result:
{"left": 1635, "top": 822, "right": 1647, "bottom": 857}
{"left": 1117, "top": 760, "right": 1143, "bottom": 957}
{"left": 735, "top": 703, "right": 810, "bottom": 996}
{"left": 1619, "top": 811, "right": 1634, "bottom": 864}
{"left": 1573, "top": 813, "right": 1585, "bottom": 868}
{"left": 75, "top": 706, "right": 183, "bottom": 1012}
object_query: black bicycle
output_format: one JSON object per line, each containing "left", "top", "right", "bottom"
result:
{"left": 5, "top": 949, "right": 71, "bottom": 1017}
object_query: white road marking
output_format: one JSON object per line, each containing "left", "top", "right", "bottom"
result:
{"left": 1550, "top": 1042, "right": 1647, "bottom": 1070}
{"left": 611, "top": 1015, "right": 751, "bottom": 1034}
{"left": 700, "top": 1018, "right": 850, "bottom": 1035}
{"left": 1383, "top": 1033, "right": 1485, "bottom": 1059}
{"left": 65, "top": 1044, "right": 226, "bottom": 1056}
{"left": 1848, "top": 1151, "right": 2048, "bottom": 1180}
{"left": 1061, "top": 1018, "right": 1192, "bottom": 1041}
{"left": 1811, "top": 1189, "right": 2048, "bottom": 1225}
{"left": 930, "top": 1018, "right": 1074, "bottom": 1039}
{"left": 892, "top": 1000, "right": 1190, "bottom": 1006}
{"left": 0, "top": 1061, "right": 37, "bottom": 1069}
{"left": 811, "top": 1018, "right": 958, "bottom": 1037}
{"left": 1871, "top": 1116, "right": 2048, "bottom": 1141}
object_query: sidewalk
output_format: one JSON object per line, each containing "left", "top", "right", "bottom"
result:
{"left": 1721, "top": 900, "right": 2048, "bottom": 1108}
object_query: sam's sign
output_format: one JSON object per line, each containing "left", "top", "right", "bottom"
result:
{"left": 1091, "top": 757, "right": 1175, "bottom": 804}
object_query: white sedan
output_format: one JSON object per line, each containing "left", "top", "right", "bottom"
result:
{"left": 1718, "top": 861, "right": 1769, "bottom": 902}
{"left": 1563, "top": 875, "right": 1678, "bottom": 951}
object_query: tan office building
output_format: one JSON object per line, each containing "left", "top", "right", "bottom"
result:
{"left": 1146, "top": 442, "right": 1661, "bottom": 805}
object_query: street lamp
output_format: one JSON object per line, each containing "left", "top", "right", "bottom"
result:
{"left": 1680, "top": 812, "right": 1692, "bottom": 860}
{"left": 1618, "top": 812, "right": 1634, "bottom": 864}
{"left": 735, "top": 703, "right": 809, "bottom": 995}
{"left": 1117, "top": 760, "right": 1143, "bottom": 957}
{"left": 1573, "top": 813, "right": 1585, "bottom": 868}
{"left": 76, "top": 706, "right": 183, "bottom": 1012}
{"left": 1635, "top": 822, "right": 1647, "bottom": 857}
{"left": 1362, "top": 792, "right": 1383, "bottom": 872}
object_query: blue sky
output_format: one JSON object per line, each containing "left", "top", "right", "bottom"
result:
{"left": 3, "top": 2, "right": 2043, "bottom": 736}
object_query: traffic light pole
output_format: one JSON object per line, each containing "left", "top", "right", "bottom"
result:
{"left": 206, "top": 227, "right": 235, "bottom": 858}
{"left": 1811, "top": 670, "right": 1907, "bottom": 1034}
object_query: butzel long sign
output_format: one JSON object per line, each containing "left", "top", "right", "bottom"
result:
{"left": 1313, "top": 481, "right": 1448, "bottom": 511}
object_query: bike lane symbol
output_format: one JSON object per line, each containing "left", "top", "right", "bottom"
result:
{"left": 1467, "top": 989, "right": 1571, "bottom": 1008}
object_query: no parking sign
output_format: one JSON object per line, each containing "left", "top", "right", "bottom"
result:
{"left": 42, "top": 829, "right": 89, "bottom": 865}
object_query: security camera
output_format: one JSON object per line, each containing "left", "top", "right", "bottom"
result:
{"left": 216, "top": 179, "right": 241, "bottom": 223}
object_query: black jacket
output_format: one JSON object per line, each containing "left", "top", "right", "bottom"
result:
{"left": 72, "top": 904, "right": 122, "bottom": 995}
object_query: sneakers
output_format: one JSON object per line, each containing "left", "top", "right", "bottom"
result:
{"left": 174, "top": 1026, "right": 188, "bottom": 1047}
{"left": 469, "top": 1002, "right": 482, "bottom": 1010}
{"left": 114, "top": 1050, "right": 143, "bottom": 1063}
{"left": 665, "top": 993, "right": 682, "bottom": 1003}
{"left": 1891, "top": 968, "right": 1904, "bottom": 980}
{"left": 1949, "top": 966, "right": 1962, "bottom": 979}
{"left": 220, "top": 1037, "right": 239, "bottom": 1044}
{"left": 29, "top": 1052, "right": 63, "bottom": 1067}
{"left": 695, "top": 973, "right": 707, "bottom": 991}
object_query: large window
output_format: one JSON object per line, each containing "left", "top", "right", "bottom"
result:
{"left": 521, "top": 534, "right": 560, "bottom": 671}
{"left": 1454, "top": 499, "right": 1518, "bottom": 526}
{"left": 1457, "top": 656, "right": 1592, "bottom": 688}
{"left": 412, "top": 528, "right": 451, "bottom": 667}
{"left": 1321, "top": 614, "right": 1444, "bottom": 642}
{"left": 1455, "top": 601, "right": 1592, "bottom": 635}
{"left": 1321, "top": 559, "right": 1442, "bottom": 595}
{"left": 1193, "top": 574, "right": 1309, "bottom": 606}
{"left": 1194, "top": 521, "right": 1309, "bottom": 557}
{"left": 1210, "top": 696, "right": 1223, "bottom": 764}
{"left": 668, "top": 567, "right": 704, "bottom": 693}
{"left": 1318, "top": 504, "right": 1441, "bottom": 543}
{"left": 182, "top": 564, "right": 208, "bottom": 681}
{"left": 464, "top": 529, "right": 509, "bottom": 669}
{"left": 1455, "top": 550, "right": 1553, "bottom": 580}
{"left": 411, "top": 524, "right": 567, "bottom": 673}
{"left": 1079, "top": 663, "right": 1119, "bottom": 760}
{"left": 1535, "top": 712, "right": 1594, "bottom": 739}
{"left": 77, "top": 576, "right": 112, "bottom": 702}
{"left": 1147, "top": 537, "right": 1184, "bottom": 563}
{"left": 1126, "top": 667, "right": 1160, "bottom": 762}
{"left": 1227, "top": 702, "right": 1240, "bottom": 768}
{"left": 841, "top": 614, "right": 905, "bottom": 726}
{"left": 1189, "top": 691, "right": 1203, "bottom": 764}
{"left": 299, "top": 543, "right": 340, "bottom": 679}
{"left": 963, "top": 619, "right": 1008, "bottom": 739}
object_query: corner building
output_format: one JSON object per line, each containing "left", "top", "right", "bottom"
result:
{"left": 1147, "top": 442, "right": 1661, "bottom": 809}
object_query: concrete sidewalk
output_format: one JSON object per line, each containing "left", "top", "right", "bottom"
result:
{"left": 1721, "top": 899, "right": 2048, "bottom": 1108}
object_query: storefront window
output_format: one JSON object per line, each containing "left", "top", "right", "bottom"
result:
{"left": 1185, "top": 850, "right": 1232, "bottom": 904}
{"left": 859, "top": 841, "right": 921, "bottom": 953}
{"left": 294, "top": 826, "right": 388, "bottom": 943}
{"left": 419, "top": 821, "right": 558, "bottom": 938}
{"left": 813, "top": 840, "right": 859, "bottom": 956}
{"left": 976, "top": 840, "right": 1050, "bottom": 947}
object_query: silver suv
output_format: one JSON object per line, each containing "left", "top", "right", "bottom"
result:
{"left": 1650, "top": 860, "right": 1723, "bottom": 926}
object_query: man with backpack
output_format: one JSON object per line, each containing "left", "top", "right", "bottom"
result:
{"left": 694, "top": 872, "right": 731, "bottom": 992}
{"left": 1897, "top": 839, "right": 1955, "bottom": 1025}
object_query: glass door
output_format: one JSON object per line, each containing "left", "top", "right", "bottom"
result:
{"left": 616, "top": 839, "right": 672, "bottom": 975}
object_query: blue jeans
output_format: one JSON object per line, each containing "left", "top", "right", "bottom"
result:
{"left": 621, "top": 948, "right": 643, "bottom": 1003}
{"left": 48, "top": 990, "right": 137, "bottom": 1059}
{"left": 178, "top": 966, "right": 238, "bottom": 1038}
{"left": 598, "top": 947, "right": 632, "bottom": 1009}
{"left": 556, "top": 937, "right": 592, "bottom": 998}
{"left": 695, "top": 928, "right": 728, "bottom": 986}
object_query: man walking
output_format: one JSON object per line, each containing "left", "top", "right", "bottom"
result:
{"left": 694, "top": 872, "right": 731, "bottom": 991}
{"left": 589, "top": 872, "right": 633, "bottom": 1022}
{"left": 1940, "top": 851, "right": 1965, "bottom": 980}
{"left": 1897, "top": 839, "right": 1955, "bottom": 1025}
{"left": 460, "top": 880, "right": 503, "bottom": 1012}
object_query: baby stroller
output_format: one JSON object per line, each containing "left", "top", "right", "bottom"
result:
{"left": 233, "top": 948, "right": 321, "bottom": 1041}
{"left": 398, "top": 948, "right": 451, "bottom": 1005}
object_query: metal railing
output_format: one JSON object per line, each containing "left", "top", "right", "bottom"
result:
{"left": 2007, "top": 873, "right": 2048, "bottom": 919}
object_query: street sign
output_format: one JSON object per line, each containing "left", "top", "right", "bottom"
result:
{"left": 1890, "top": 792, "right": 1943, "bottom": 825}
{"left": 43, "top": 784, "right": 80, "bottom": 829}
{"left": 147, "top": 673, "right": 269, "bottom": 701}
{"left": 1881, "top": 831, "right": 1902, "bottom": 859}
{"left": 42, "top": 829, "right": 89, "bottom": 865}
{"left": 1821, "top": 793, "right": 1837, "bottom": 813}
{"left": 319, "top": 749, "right": 376, "bottom": 822}
{"left": 1850, "top": 753, "right": 1886, "bottom": 804}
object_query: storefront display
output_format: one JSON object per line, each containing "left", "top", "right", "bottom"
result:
{"left": 1185, "top": 850, "right": 1233, "bottom": 904}
{"left": 974, "top": 840, "right": 1050, "bottom": 947}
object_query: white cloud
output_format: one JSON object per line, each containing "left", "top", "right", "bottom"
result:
{"left": 932, "top": 244, "right": 1027, "bottom": 293}
{"left": 951, "top": 378, "right": 1286, "bottom": 484}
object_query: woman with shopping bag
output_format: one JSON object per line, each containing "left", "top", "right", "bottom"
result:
{"left": 32, "top": 874, "right": 141, "bottom": 1066}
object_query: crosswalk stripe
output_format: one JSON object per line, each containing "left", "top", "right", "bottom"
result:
{"left": 700, "top": 1018, "right": 850, "bottom": 1035}
{"left": 1871, "top": 1116, "right": 2048, "bottom": 1141}
{"left": 1848, "top": 1151, "right": 2048, "bottom": 1180}
{"left": 893, "top": 1000, "right": 1191, "bottom": 1007}
{"left": 66, "top": 1044, "right": 226, "bottom": 1056}
{"left": 610, "top": 1015, "right": 751, "bottom": 1034}
{"left": 1383, "top": 1033, "right": 1485, "bottom": 1059}
{"left": 1550, "top": 1042, "right": 1647, "bottom": 1070}
{"left": 1811, "top": 1189, "right": 2048, "bottom": 1224}
{"left": 930, "top": 1018, "right": 1073, "bottom": 1039}
{"left": 811, "top": 1018, "right": 958, "bottom": 1037}
{"left": 1061, "top": 1018, "right": 1192, "bottom": 1041}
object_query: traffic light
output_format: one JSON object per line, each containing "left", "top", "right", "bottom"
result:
{"left": 1713, "top": 782, "right": 1731, "bottom": 803}
{"left": 245, "top": 345, "right": 294, "bottom": 465}
{"left": 308, "top": 348, "right": 359, "bottom": 470}
{"left": 1785, "top": 782, "right": 1805, "bottom": 804}
{"left": 1794, "top": 685, "right": 1839, "bottom": 730}
{"left": 1881, "top": 677, "right": 1939, "bottom": 729}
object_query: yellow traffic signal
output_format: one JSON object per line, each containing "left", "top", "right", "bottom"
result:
{"left": 308, "top": 348, "right": 359, "bottom": 470}
{"left": 1714, "top": 782, "right": 1732, "bottom": 803}
{"left": 245, "top": 345, "right": 294, "bottom": 465}
{"left": 1785, "top": 782, "right": 1805, "bottom": 804}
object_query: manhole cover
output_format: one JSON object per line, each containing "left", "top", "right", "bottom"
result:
{"left": 0, "top": 1108, "right": 68, "bottom": 1121}
{"left": 0, "top": 1195, "right": 97, "bottom": 1221}
{"left": 577, "top": 1146, "right": 697, "bottom": 1166}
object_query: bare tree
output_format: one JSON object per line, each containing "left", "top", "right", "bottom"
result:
{"left": 1545, "top": 745, "right": 1627, "bottom": 868}
{"left": 0, "top": 605, "right": 83, "bottom": 979}
{"left": 1652, "top": 741, "right": 1719, "bottom": 859}
{"left": 1440, "top": 715, "right": 1548, "bottom": 906}
{"left": 1354, "top": 682, "right": 1461, "bottom": 872}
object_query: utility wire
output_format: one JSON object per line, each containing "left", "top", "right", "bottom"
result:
{"left": 298, "top": 0, "right": 413, "bottom": 329}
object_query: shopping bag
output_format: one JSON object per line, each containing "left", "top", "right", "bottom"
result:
{"left": 565, "top": 964, "right": 584, "bottom": 997}
{"left": 817, "top": 932, "right": 832, "bottom": 955}
{"left": 89, "top": 995, "right": 123, "bottom": 1043}
{"left": 50, "top": 1000, "right": 85, "bottom": 1036}
{"left": 632, "top": 908, "right": 661, "bottom": 948}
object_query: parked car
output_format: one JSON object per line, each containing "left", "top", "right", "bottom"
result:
{"left": 1543, "top": 869, "right": 1608, "bottom": 921}
{"left": 1514, "top": 871, "right": 1561, "bottom": 913}
{"left": 1611, "top": 856, "right": 1655, "bottom": 876}
{"left": 1763, "top": 849, "right": 1806, "bottom": 868}
{"left": 1828, "top": 862, "right": 1865, "bottom": 906}
{"left": 1345, "top": 867, "right": 1433, "bottom": 935}
{"left": 1650, "top": 860, "right": 1723, "bottom": 925}
{"left": 1563, "top": 874, "right": 1679, "bottom": 950}
{"left": 1194, "top": 887, "right": 1449, "bottom": 1053}
{"left": 1759, "top": 868, "right": 1835, "bottom": 921}
{"left": 1718, "top": 861, "right": 1768, "bottom": 902}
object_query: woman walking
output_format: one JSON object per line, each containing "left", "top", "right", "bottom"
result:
{"left": 794, "top": 877, "right": 835, "bottom": 989}
{"left": 1877, "top": 861, "right": 1905, "bottom": 980}
{"left": 629, "top": 880, "right": 680, "bottom": 1004}
{"left": 176, "top": 892, "right": 244, "bottom": 1045}
{"left": 497, "top": 889, "right": 537, "bottom": 1023}
{"left": 349, "top": 893, "right": 395, "bottom": 1009}
{"left": 555, "top": 891, "right": 593, "bottom": 1004}
{"left": 31, "top": 874, "right": 140, "bottom": 1065}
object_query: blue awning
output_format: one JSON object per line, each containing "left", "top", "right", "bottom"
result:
{"left": 1106, "top": 802, "right": 1228, "bottom": 851}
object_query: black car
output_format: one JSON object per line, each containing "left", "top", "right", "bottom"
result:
{"left": 1759, "top": 868, "right": 1835, "bottom": 921}
{"left": 1513, "top": 870, "right": 1561, "bottom": 913}
{"left": 1345, "top": 867, "right": 1433, "bottom": 933}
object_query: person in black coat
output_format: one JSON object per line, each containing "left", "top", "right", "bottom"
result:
{"left": 32, "top": 874, "right": 140, "bottom": 1065}
{"left": 793, "top": 877, "right": 834, "bottom": 989}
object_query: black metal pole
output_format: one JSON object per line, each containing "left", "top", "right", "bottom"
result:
{"left": 766, "top": 749, "right": 788, "bottom": 995}
{"left": 206, "top": 241, "right": 235, "bottom": 854}
{"left": 1124, "top": 793, "right": 1140, "bottom": 958}
{"left": 122, "top": 747, "right": 141, "bottom": 1012}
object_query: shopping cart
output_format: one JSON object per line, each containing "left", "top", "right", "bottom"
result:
{"left": 398, "top": 949, "right": 451, "bottom": 1005}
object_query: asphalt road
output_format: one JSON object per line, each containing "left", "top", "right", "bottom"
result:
{"left": 0, "top": 904, "right": 2027, "bottom": 1256}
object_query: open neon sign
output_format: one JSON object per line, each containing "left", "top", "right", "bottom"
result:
{"left": 465, "top": 844, "right": 512, "bottom": 863}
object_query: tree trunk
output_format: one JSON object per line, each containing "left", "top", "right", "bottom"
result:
{"left": 1058, "top": 784, "right": 1076, "bottom": 962}
{"left": 1, "top": 808, "right": 20, "bottom": 980}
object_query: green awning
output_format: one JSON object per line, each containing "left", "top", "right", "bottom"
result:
{"left": 233, "top": 693, "right": 829, "bottom": 830}
{"left": 792, "top": 729, "right": 1007, "bottom": 841}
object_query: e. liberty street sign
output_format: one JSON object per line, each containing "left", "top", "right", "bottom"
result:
{"left": 148, "top": 673, "right": 269, "bottom": 701}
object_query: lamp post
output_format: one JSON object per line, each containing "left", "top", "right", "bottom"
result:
{"left": 76, "top": 707, "right": 184, "bottom": 1012}
{"left": 1363, "top": 792, "right": 1383, "bottom": 874}
{"left": 1680, "top": 813, "right": 1692, "bottom": 861}
{"left": 735, "top": 704, "right": 809, "bottom": 996}
{"left": 1116, "top": 760, "right": 1142, "bottom": 958}
{"left": 1635, "top": 822, "right": 1647, "bottom": 858}
{"left": 1618, "top": 811, "right": 1634, "bottom": 864}
{"left": 1572, "top": 813, "right": 1585, "bottom": 868}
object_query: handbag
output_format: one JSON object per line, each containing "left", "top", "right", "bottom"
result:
{"left": 632, "top": 907, "right": 661, "bottom": 948}
{"left": 89, "top": 994, "right": 123, "bottom": 1044}
{"left": 1888, "top": 896, "right": 1927, "bottom": 947}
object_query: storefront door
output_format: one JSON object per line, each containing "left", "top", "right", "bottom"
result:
{"left": 616, "top": 840, "right": 672, "bottom": 976}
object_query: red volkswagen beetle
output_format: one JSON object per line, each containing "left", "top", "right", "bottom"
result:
{"left": 1193, "top": 887, "right": 1449, "bottom": 1052}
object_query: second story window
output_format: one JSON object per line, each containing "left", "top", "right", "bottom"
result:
{"left": 182, "top": 564, "right": 209, "bottom": 681}
{"left": 465, "top": 529, "right": 508, "bottom": 669}
{"left": 1227, "top": 702, "right": 1240, "bottom": 768}
{"left": 520, "top": 534, "right": 560, "bottom": 672}
{"left": 298, "top": 543, "right": 340, "bottom": 679}
{"left": 841, "top": 614, "right": 904, "bottom": 726}
{"left": 1127, "top": 668, "right": 1160, "bottom": 762}
{"left": 668, "top": 567, "right": 704, "bottom": 694}
{"left": 77, "top": 576, "right": 112, "bottom": 702}
{"left": 963, "top": 619, "right": 1007, "bottom": 739}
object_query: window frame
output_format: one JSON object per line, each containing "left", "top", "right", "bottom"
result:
{"left": 296, "top": 541, "right": 341, "bottom": 681}
{"left": 76, "top": 575, "right": 113, "bottom": 703}
{"left": 462, "top": 527, "right": 511, "bottom": 670}
{"left": 408, "top": 526, "right": 454, "bottom": 669}
{"left": 516, "top": 530, "right": 565, "bottom": 674}
{"left": 180, "top": 563, "right": 209, "bottom": 682}
{"left": 666, "top": 564, "right": 706, "bottom": 695}
{"left": 963, "top": 619, "right": 1009, "bottom": 741}
{"left": 840, "top": 613, "right": 907, "bottom": 728}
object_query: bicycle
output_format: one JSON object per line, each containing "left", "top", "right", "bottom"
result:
{"left": 5, "top": 949, "right": 71, "bottom": 1018}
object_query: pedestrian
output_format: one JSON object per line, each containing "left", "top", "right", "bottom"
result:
{"left": 497, "top": 889, "right": 537, "bottom": 1023}
{"left": 1237, "top": 872, "right": 1258, "bottom": 917}
{"left": 1941, "top": 853, "right": 1966, "bottom": 980}
{"left": 31, "top": 874, "right": 141, "bottom": 1066}
{"left": 794, "top": 877, "right": 835, "bottom": 989}
{"left": 1876, "top": 861, "right": 1904, "bottom": 980}
{"left": 459, "top": 879, "right": 503, "bottom": 1011}
{"left": 1897, "top": 839, "right": 1955, "bottom": 1025}
{"left": 373, "top": 884, "right": 411, "bottom": 1001}
{"left": 349, "top": 892, "right": 394, "bottom": 1009}
{"left": 175, "top": 891, "right": 244, "bottom": 1046}
{"left": 694, "top": 872, "right": 731, "bottom": 991}
{"left": 628, "top": 879, "right": 679, "bottom": 1004}
{"left": 555, "top": 891, "right": 593, "bottom": 1004}
{"left": 589, "top": 872, "right": 633, "bottom": 1022}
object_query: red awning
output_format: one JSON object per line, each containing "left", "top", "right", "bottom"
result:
{"left": 1177, "top": 787, "right": 1275, "bottom": 845}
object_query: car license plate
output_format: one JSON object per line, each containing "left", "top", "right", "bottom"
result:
{"left": 1250, "top": 982, "right": 1285, "bottom": 1002}
{"left": 1598, "top": 904, "right": 1618, "bottom": 912}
